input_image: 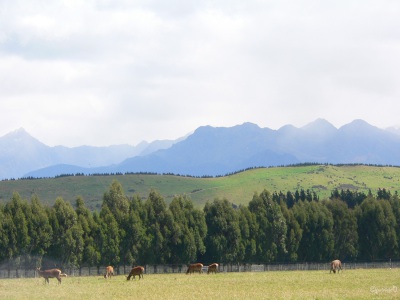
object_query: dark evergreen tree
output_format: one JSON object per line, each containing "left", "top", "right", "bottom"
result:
{"left": 29, "top": 195, "right": 52, "bottom": 260}
{"left": 0, "top": 203, "right": 11, "bottom": 263}
{"left": 168, "top": 195, "right": 206, "bottom": 264}
{"left": 142, "top": 190, "right": 175, "bottom": 264}
{"left": 102, "top": 180, "right": 132, "bottom": 268}
{"left": 47, "top": 197, "right": 84, "bottom": 267}
{"left": 280, "top": 203, "right": 302, "bottom": 262}
{"left": 248, "top": 190, "right": 287, "bottom": 262}
{"left": 127, "top": 194, "right": 150, "bottom": 265}
{"left": 357, "top": 197, "right": 398, "bottom": 260}
{"left": 99, "top": 205, "right": 120, "bottom": 266}
{"left": 293, "top": 201, "right": 334, "bottom": 261}
{"left": 203, "top": 199, "right": 241, "bottom": 263}
{"left": 286, "top": 191, "right": 295, "bottom": 208}
{"left": 389, "top": 193, "right": 400, "bottom": 259}
{"left": 377, "top": 188, "right": 391, "bottom": 200}
{"left": 102, "top": 180, "right": 129, "bottom": 222}
{"left": 75, "top": 196, "right": 99, "bottom": 273}
{"left": 4, "top": 193, "right": 30, "bottom": 267}
{"left": 324, "top": 199, "right": 358, "bottom": 260}
{"left": 237, "top": 206, "right": 257, "bottom": 262}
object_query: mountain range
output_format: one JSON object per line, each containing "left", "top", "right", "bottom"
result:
{"left": 1, "top": 119, "right": 400, "bottom": 180}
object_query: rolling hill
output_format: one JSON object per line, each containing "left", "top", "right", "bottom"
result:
{"left": 1, "top": 164, "right": 400, "bottom": 210}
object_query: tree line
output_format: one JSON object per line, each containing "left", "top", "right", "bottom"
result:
{"left": 0, "top": 180, "right": 399, "bottom": 272}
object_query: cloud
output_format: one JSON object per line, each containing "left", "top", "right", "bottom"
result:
{"left": 1, "top": 0, "right": 400, "bottom": 146}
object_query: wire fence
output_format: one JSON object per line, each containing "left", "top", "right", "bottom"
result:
{"left": 0, "top": 260, "right": 398, "bottom": 279}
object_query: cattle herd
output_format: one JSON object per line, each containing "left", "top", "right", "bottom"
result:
{"left": 35, "top": 259, "right": 342, "bottom": 284}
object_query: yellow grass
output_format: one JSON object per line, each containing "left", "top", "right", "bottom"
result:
{"left": 1, "top": 269, "right": 400, "bottom": 299}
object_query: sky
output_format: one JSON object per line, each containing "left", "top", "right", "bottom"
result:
{"left": 1, "top": 0, "right": 399, "bottom": 147}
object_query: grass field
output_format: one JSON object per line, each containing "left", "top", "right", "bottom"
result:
{"left": 0, "top": 269, "right": 399, "bottom": 299}
{"left": 1, "top": 165, "right": 400, "bottom": 209}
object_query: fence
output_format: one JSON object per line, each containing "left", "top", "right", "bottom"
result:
{"left": 0, "top": 261, "right": 398, "bottom": 279}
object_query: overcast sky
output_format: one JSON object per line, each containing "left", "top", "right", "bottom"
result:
{"left": 1, "top": 1, "right": 399, "bottom": 147}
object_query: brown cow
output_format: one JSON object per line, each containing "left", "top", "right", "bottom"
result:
{"left": 186, "top": 263, "right": 203, "bottom": 274}
{"left": 127, "top": 266, "right": 144, "bottom": 280}
{"left": 207, "top": 263, "right": 219, "bottom": 274}
{"left": 36, "top": 268, "right": 67, "bottom": 284}
{"left": 104, "top": 266, "right": 114, "bottom": 279}
{"left": 330, "top": 259, "right": 342, "bottom": 274}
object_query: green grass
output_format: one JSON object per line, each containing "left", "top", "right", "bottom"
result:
{"left": 1, "top": 269, "right": 399, "bottom": 299}
{"left": 1, "top": 165, "right": 400, "bottom": 209}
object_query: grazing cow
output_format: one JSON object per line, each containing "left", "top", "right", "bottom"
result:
{"left": 127, "top": 266, "right": 144, "bottom": 280}
{"left": 36, "top": 268, "right": 66, "bottom": 284}
{"left": 330, "top": 259, "right": 342, "bottom": 274}
{"left": 207, "top": 263, "right": 219, "bottom": 274}
{"left": 104, "top": 266, "right": 114, "bottom": 279}
{"left": 186, "top": 263, "right": 203, "bottom": 274}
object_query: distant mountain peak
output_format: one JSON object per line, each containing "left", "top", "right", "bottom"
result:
{"left": 14, "top": 127, "right": 27, "bottom": 133}
{"left": 237, "top": 122, "right": 260, "bottom": 128}
{"left": 302, "top": 118, "right": 336, "bottom": 130}
{"left": 2, "top": 127, "right": 40, "bottom": 143}
{"left": 277, "top": 124, "right": 297, "bottom": 132}
{"left": 5, "top": 127, "right": 28, "bottom": 136}
{"left": 339, "top": 119, "right": 378, "bottom": 131}
{"left": 301, "top": 119, "right": 337, "bottom": 136}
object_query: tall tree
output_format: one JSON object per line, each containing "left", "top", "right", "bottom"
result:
{"left": 293, "top": 201, "right": 334, "bottom": 261}
{"left": 389, "top": 193, "right": 400, "bottom": 259}
{"left": 168, "top": 195, "right": 206, "bottom": 264}
{"left": 142, "top": 190, "right": 175, "bottom": 264}
{"left": 102, "top": 180, "right": 129, "bottom": 222}
{"left": 237, "top": 205, "right": 257, "bottom": 262}
{"left": 203, "top": 199, "right": 241, "bottom": 263}
{"left": 248, "top": 190, "right": 287, "bottom": 262}
{"left": 99, "top": 205, "right": 121, "bottom": 266}
{"left": 28, "top": 195, "right": 52, "bottom": 259}
{"left": 47, "top": 197, "right": 83, "bottom": 267}
{"left": 0, "top": 203, "right": 10, "bottom": 263}
{"left": 324, "top": 199, "right": 358, "bottom": 260}
{"left": 75, "top": 196, "right": 99, "bottom": 272}
{"left": 280, "top": 203, "right": 302, "bottom": 262}
{"left": 357, "top": 198, "right": 397, "bottom": 260}
{"left": 4, "top": 193, "right": 30, "bottom": 262}
{"left": 102, "top": 180, "right": 130, "bottom": 266}
{"left": 119, "top": 194, "right": 147, "bottom": 266}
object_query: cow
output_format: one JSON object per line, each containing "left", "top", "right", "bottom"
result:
{"left": 207, "top": 263, "right": 219, "bottom": 274}
{"left": 127, "top": 266, "right": 144, "bottom": 280}
{"left": 186, "top": 263, "right": 203, "bottom": 274}
{"left": 104, "top": 266, "right": 114, "bottom": 279}
{"left": 36, "top": 268, "right": 67, "bottom": 284}
{"left": 330, "top": 259, "right": 342, "bottom": 274}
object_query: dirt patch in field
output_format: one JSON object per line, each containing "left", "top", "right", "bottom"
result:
{"left": 312, "top": 185, "right": 327, "bottom": 190}
{"left": 338, "top": 184, "right": 358, "bottom": 190}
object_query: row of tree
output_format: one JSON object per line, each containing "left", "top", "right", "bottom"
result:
{"left": 0, "top": 180, "right": 399, "bottom": 271}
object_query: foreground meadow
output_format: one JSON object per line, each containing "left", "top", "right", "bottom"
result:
{"left": 0, "top": 269, "right": 399, "bottom": 300}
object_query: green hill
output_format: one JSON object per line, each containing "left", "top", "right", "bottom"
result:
{"left": 1, "top": 165, "right": 400, "bottom": 210}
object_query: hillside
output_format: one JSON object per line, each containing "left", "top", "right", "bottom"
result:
{"left": 1, "top": 165, "right": 400, "bottom": 210}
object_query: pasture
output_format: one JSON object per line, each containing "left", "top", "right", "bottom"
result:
{"left": 1, "top": 268, "right": 399, "bottom": 299}
{"left": 2, "top": 164, "right": 400, "bottom": 209}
